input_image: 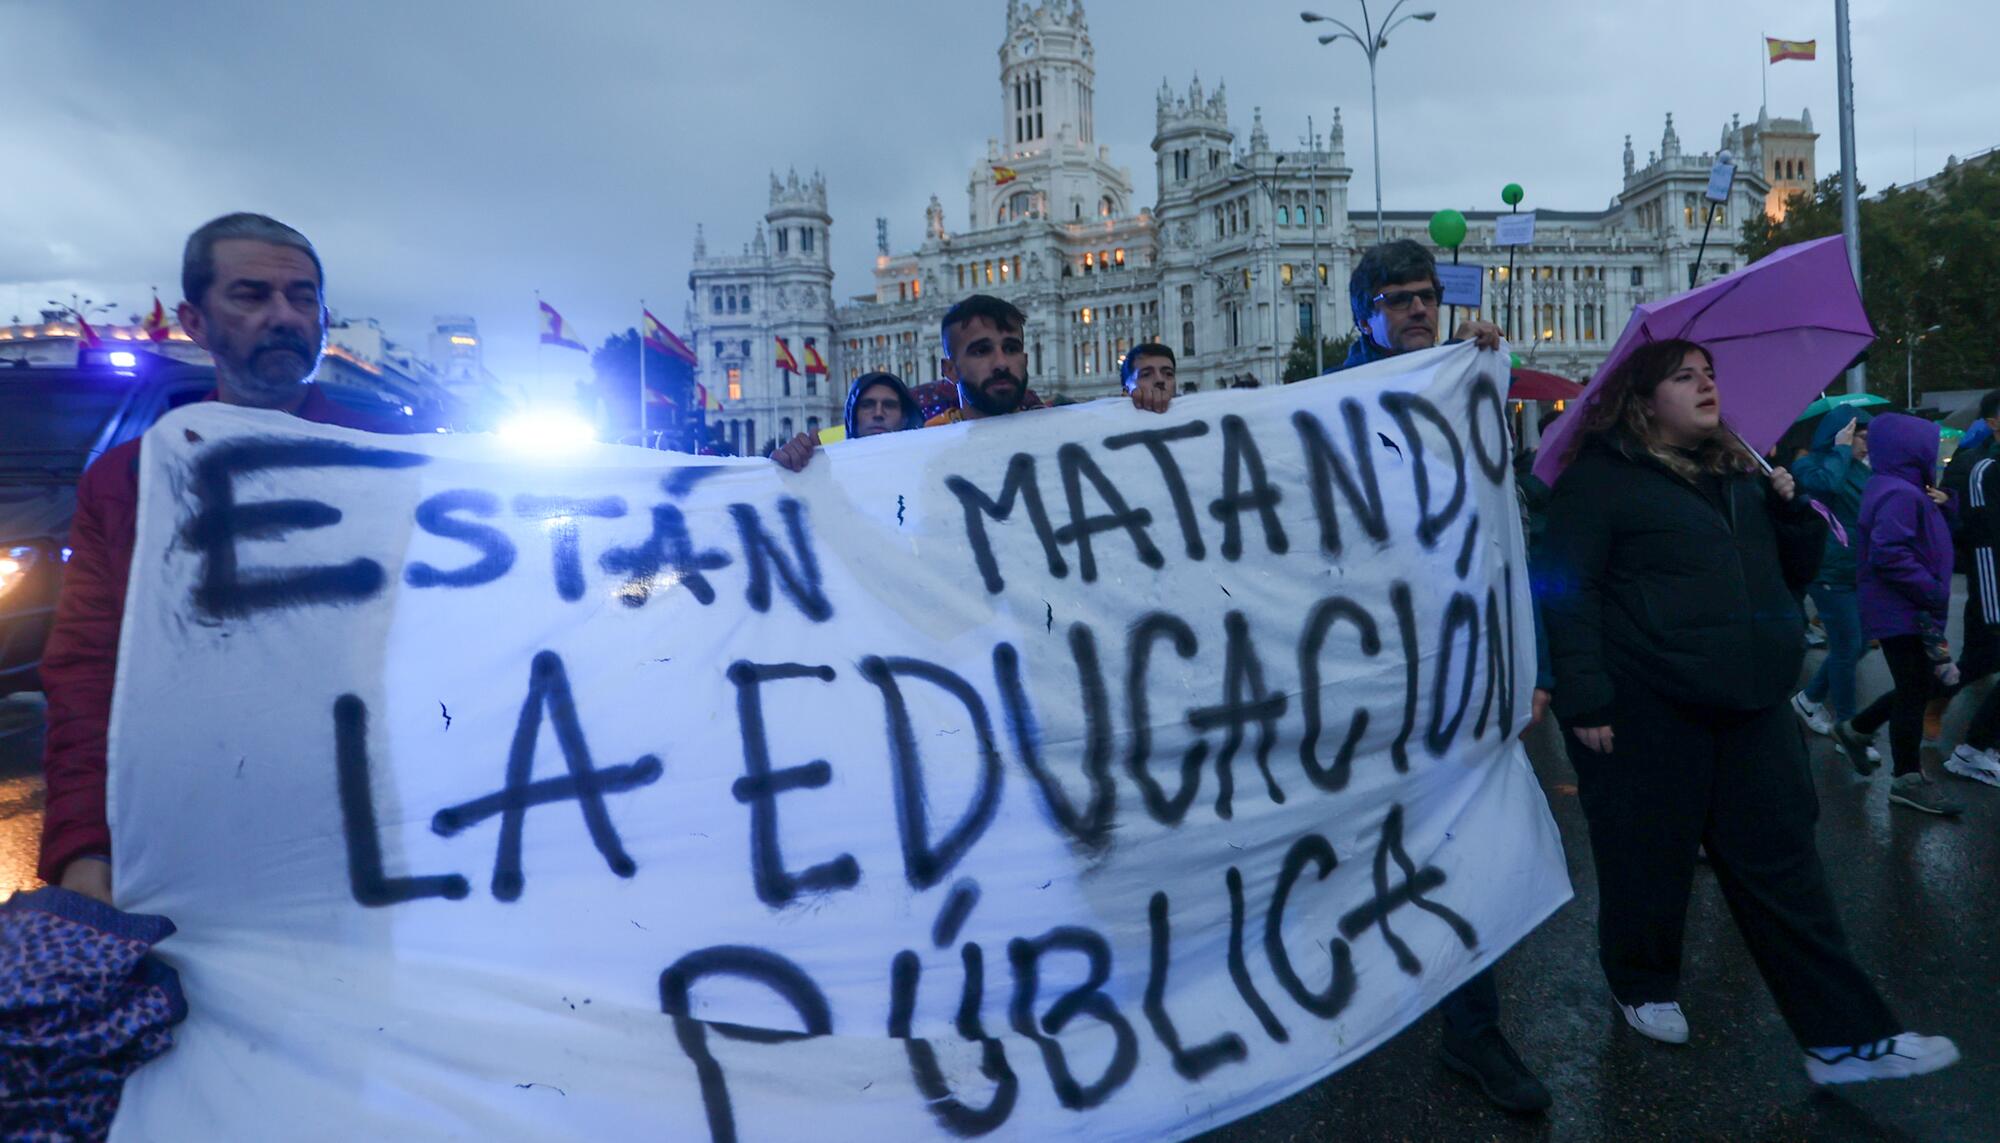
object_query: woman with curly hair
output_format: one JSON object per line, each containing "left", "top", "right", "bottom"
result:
{"left": 1540, "top": 338, "right": 1957, "bottom": 1084}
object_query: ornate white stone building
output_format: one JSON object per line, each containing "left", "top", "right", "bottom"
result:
{"left": 687, "top": 0, "right": 1816, "bottom": 457}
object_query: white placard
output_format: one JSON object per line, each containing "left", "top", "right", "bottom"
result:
{"left": 1437, "top": 263, "right": 1485, "bottom": 308}
{"left": 1494, "top": 211, "right": 1537, "bottom": 247}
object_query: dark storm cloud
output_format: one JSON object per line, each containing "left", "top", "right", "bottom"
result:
{"left": 2, "top": 0, "right": 1987, "bottom": 384}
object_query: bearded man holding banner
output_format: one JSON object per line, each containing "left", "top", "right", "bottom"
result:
{"left": 1330, "top": 238, "right": 1551, "bottom": 1114}
{"left": 37, "top": 213, "right": 415, "bottom": 906}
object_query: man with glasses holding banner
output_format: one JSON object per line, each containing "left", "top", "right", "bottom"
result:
{"left": 1332, "top": 238, "right": 1550, "bottom": 1114}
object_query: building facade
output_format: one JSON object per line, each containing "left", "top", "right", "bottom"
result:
{"left": 689, "top": 0, "right": 1815, "bottom": 457}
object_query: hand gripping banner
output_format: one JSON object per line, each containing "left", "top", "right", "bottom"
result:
{"left": 108, "top": 343, "right": 1569, "bottom": 1141}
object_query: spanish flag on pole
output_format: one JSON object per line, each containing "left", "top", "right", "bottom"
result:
{"left": 539, "top": 300, "right": 586, "bottom": 351}
{"left": 774, "top": 335, "right": 801, "bottom": 374}
{"left": 75, "top": 315, "right": 103, "bottom": 349}
{"left": 142, "top": 293, "right": 171, "bottom": 343}
{"left": 1766, "top": 37, "right": 1816, "bottom": 63}
{"left": 992, "top": 165, "right": 1018, "bottom": 186}
{"left": 802, "top": 337, "right": 828, "bottom": 376}
{"left": 642, "top": 309, "right": 698, "bottom": 364}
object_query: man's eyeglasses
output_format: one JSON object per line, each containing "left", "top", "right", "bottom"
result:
{"left": 1371, "top": 287, "right": 1442, "bottom": 313}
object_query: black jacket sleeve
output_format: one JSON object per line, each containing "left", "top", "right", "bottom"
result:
{"left": 1540, "top": 460, "right": 1617, "bottom": 726}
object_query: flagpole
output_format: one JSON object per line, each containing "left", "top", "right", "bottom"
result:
{"left": 534, "top": 289, "right": 545, "bottom": 403}
{"left": 1760, "top": 31, "right": 1768, "bottom": 113}
{"left": 638, "top": 300, "right": 649, "bottom": 448}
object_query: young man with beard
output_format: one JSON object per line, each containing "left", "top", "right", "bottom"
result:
{"left": 928, "top": 293, "right": 1174, "bottom": 425}
{"left": 38, "top": 213, "right": 416, "bottom": 905}
{"left": 1333, "top": 238, "right": 1552, "bottom": 1114}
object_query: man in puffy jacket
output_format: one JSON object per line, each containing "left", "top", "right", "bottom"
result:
{"left": 1832, "top": 414, "right": 1967, "bottom": 815}
{"left": 39, "top": 213, "right": 415, "bottom": 903}
{"left": 1332, "top": 239, "right": 1550, "bottom": 1115}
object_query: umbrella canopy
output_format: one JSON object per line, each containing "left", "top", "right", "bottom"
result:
{"left": 1534, "top": 235, "right": 1875, "bottom": 485}
{"left": 1794, "top": 391, "right": 1890, "bottom": 423}
{"left": 1509, "top": 369, "right": 1582, "bottom": 402}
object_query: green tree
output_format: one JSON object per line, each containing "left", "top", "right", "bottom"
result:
{"left": 1739, "top": 162, "right": 1999, "bottom": 402}
{"left": 1282, "top": 328, "right": 1356, "bottom": 382}
{"left": 590, "top": 329, "right": 697, "bottom": 448}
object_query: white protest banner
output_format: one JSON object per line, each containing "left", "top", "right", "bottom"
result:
{"left": 1494, "top": 211, "right": 1537, "bottom": 247}
{"left": 108, "top": 342, "right": 1569, "bottom": 1142}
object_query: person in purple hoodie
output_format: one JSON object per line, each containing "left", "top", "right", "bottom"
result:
{"left": 1832, "top": 413, "right": 1969, "bottom": 815}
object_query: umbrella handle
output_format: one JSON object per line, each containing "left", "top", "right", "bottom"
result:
{"left": 1732, "top": 427, "right": 1775, "bottom": 474}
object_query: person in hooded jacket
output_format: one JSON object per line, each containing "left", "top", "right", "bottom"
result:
{"left": 842, "top": 370, "right": 922, "bottom": 440}
{"left": 1788, "top": 408, "right": 1877, "bottom": 747}
{"left": 1830, "top": 414, "right": 1969, "bottom": 816}
{"left": 1543, "top": 340, "right": 1959, "bottom": 1084}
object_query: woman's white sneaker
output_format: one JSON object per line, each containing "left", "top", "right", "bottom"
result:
{"left": 1791, "top": 692, "right": 1833, "bottom": 736}
{"left": 1945, "top": 744, "right": 2000, "bottom": 787}
{"left": 1804, "top": 1032, "right": 1960, "bottom": 1084}
{"left": 1619, "top": 1001, "right": 1690, "bottom": 1044}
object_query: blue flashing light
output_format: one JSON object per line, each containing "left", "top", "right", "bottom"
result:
{"left": 107, "top": 350, "right": 138, "bottom": 369}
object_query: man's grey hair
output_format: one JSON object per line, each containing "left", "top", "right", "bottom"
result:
{"left": 181, "top": 213, "right": 324, "bottom": 306}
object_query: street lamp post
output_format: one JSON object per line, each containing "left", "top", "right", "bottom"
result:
{"left": 47, "top": 294, "right": 119, "bottom": 325}
{"left": 1906, "top": 323, "right": 1942, "bottom": 410}
{"left": 1306, "top": 115, "right": 1324, "bottom": 377}
{"left": 1302, "top": 3, "right": 1436, "bottom": 242}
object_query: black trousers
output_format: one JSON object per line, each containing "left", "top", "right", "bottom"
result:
{"left": 1565, "top": 679, "right": 1900, "bottom": 1048}
{"left": 1954, "top": 612, "right": 2000, "bottom": 751}
{"left": 1438, "top": 967, "right": 1499, "bottom": 1048}
{"left": 1852, "top": 634, "right": 1944, "bottom": 777}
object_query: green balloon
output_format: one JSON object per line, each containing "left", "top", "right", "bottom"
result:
{"left": 1501, "top": 183, "right": 1525, "bottom": 206}
{"left": 1428, "top": 209, "right": 1467, "bottom": 248}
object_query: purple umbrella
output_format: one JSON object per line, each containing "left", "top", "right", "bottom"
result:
{"left": 1533, "top": 235, "right": 1875, "bottom": 486}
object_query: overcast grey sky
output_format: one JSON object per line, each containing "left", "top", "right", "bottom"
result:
{"left": 2, "top": 0, "right": 1989, "bottom": 386}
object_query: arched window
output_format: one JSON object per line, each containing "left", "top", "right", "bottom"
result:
{"left": 1100, "top": 196, "right": 1114, "bottom": 218}
{"left": 777, "top": 229, "right": 789, "bottom": 255}
{"left": 782, "top": 417, "right": 794, "bottom": 442}
{"left": 1278, "top": 204, "right": 1290, "bottom": 225}
{"left": 712, "top": 288, "right": 723, "bottom": 313}
{"left": 803, "top": 228, "right": 815, "bottom": 253}
{"left": 726, "top": 291, "right": 737, "bottom": 314}
{"left": 807, "top": 417, "right": 821, "bottom": 437}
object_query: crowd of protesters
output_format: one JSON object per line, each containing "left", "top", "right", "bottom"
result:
{"left": 27, "top": 218, "right": 1969, "bottom": 1130}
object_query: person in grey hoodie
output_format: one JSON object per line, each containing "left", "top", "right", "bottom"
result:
{"left": 1832, "top": 413, "right": 1968, "bottom": 815}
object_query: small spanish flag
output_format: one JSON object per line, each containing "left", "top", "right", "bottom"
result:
{"left": 75, "top": 315, "right": 103, "bottom": 349}
{"left": 642, "top": 308, "right": 698, "bottom": 364}
{"left": 539, "top": 300, "right": 586, "bottom": 351}
{"left": 697, "top": 380, "right": 722, "bottom": 413}
{"left": 802, "top": 336, "right": 828, "bottom": 375}
{"left": 774, "top": 335, "right": 801, "bottom": 373}
{"left": 1766, "top": 37, "right": 1816, "bottom": 63}
{"left": 141, "top": 293, "right": 171, "bottom": 343}
{"left": 992, "top": 165, "right": 1018, "bottom": 186}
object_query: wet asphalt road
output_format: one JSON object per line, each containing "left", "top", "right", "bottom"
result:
{"left": 1, "top": 588, "right": 1994, "bottom": 1139}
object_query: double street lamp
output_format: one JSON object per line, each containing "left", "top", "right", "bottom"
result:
{"left": 47, "top": 293, "right": 119, "bottom": 326}
{"left": 1302, "top": 3, "right": 1436, "bottom": 242}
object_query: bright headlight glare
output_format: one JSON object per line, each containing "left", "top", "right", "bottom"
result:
{"left": 496, "top": 412, "right": 596, "bottom": 454}
{"left": 0, "top": 544, "right": 38, "bottom": 599}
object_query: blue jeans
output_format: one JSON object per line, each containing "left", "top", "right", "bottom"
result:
{"left": 1804, "top": 583, "right": 1865, "bottom": 721}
